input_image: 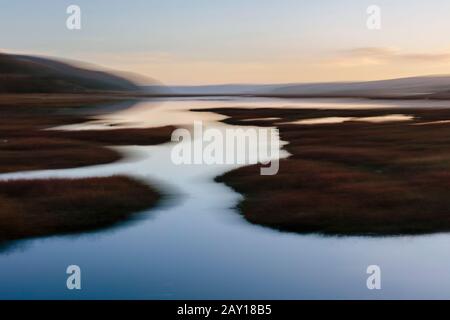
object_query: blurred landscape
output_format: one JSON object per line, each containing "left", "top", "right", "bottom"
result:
{"left": 4, "top": 51, "right": 450, "bottom": 240}
{"left": 0, "top": 53, "right": 143, "bottom": 93}
{"left": 0, "top": 52, "right": 175, "bottom": 246}
{"left": 153, "top": 75, "right": 450, "bottom": 100}
{"left": 5, "top": 51, "right": 450, "bottom": 99}
{"left": 4, "top": 0, "right": 450, "bottom": 299}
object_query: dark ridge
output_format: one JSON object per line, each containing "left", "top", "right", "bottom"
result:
{"left": 0, "top": 53, "right": 142, "bottom": 93}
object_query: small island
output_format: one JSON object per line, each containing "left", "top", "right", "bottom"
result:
{"left": 201, "top": 106, "right": 450, "bottom": 235}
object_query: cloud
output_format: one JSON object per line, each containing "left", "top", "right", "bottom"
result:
{"left": 327, "top": 47, "right": 450, "bottom": 67}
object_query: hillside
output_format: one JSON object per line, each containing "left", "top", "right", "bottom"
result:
{"left": 269, "top": 76, "right": 450, "bottom": 99}
{"left": 156, "top": 76, "right": 450, "bottom": 99}
{"left": 0, "top": 53, "right": 141, "bottom": 93}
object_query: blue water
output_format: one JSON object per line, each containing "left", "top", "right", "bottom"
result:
{"left": 1, "top": 98, "right": 450, "bottom": 299}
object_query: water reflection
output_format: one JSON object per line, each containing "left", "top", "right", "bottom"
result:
{"left": 281, "top": 114, "right": 414, "bottom": 125}
{"left": 1, "top": 98, "right": 450, "bottom": 299}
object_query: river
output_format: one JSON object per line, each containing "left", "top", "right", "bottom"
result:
{"left": 0, "top": 97, "right": 450, "bottom": 299}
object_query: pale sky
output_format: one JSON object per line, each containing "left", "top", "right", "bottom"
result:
{"left": 2, "top": 0, "right": 450, "bottom": 85}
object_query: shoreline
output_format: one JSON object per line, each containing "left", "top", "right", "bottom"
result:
{"left": 198, "top": 106, "right": 450, "bottom": 236}
{"left": 4, "top": 92, "right": 450, "bottom": 103}
{"left": 0, "top": 94, "right": 174, "bottom": 246}
{"left": 0, "top": 94, "right": 174, "bottom": 173}
{"left": 0, "top": 176, "right": 162, "bottom": 245}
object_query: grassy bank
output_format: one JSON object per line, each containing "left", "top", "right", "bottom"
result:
{"left": 198, "top": 107, "right": 450, "bottom": 235}
{"left": 0, "top": 94, "right": 171, "bottom": 245}
{"left": 0, "top": 94, "right": 174, "bottom": 173}
{"left": 0, "top": 176, "right": 160, "bottom": 244}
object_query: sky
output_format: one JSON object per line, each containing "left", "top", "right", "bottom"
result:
{"left": 2, "top": 0, "right": 450, "bottom": 85}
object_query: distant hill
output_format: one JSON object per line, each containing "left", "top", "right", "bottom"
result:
{"left": 268, "top": 76, "right": 450, "bottom": 99}
{"left": 0, "top": 53, "right": 142, "bottom": 93}
{"left": 5, "top": 52, "right": 450, "bottom": 99}
{"left": 159, "top": 84, "right": 286, "bottom": 95}
{"left": 153, "top": 76, "right": 450, "bottom": 99}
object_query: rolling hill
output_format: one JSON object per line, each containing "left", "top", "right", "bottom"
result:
{"left": 157, "top": 76, "right": 450, "bottom": 99}
{"left": 269, "top": 75, "right": 450, "bottom": 99}
{"left": 0, "top": 53, "right": 141, "bottom": 93}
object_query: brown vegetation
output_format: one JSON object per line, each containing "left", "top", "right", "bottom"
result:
{"left": 198, "top": 107, "right": 450, "bottom": 235}
{"left": 0, "top": 176, "right": 160, "bottom": 243}
{"left": 0, "top": 94, "right": 171, "bottom": 245}
{"left": 0, "top": 94, "right": 174, "bottom": 173}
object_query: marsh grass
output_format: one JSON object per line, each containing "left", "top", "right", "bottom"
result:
{"left": 0, "top": 95, "right": 173, "bottom": 173}
{"left": 0, "top": 176, "right": 161, "bottom": 243}
{"left": 0, "top": 95, "right": 170, "bottom": 244}
{"left": 206, "top": 107, "right": 450, "bottom": 235}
